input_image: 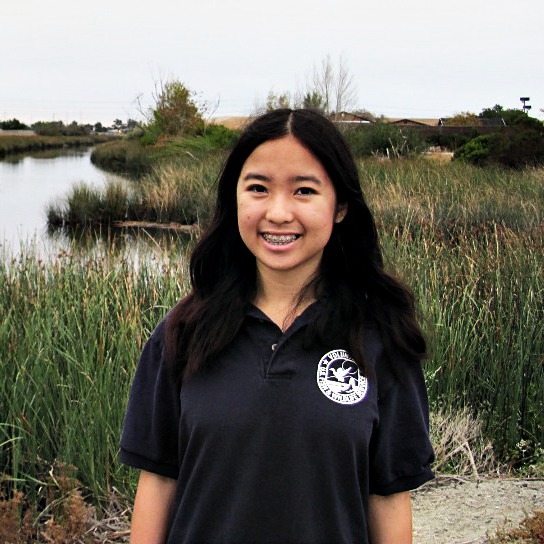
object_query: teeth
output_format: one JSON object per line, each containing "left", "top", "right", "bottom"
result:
{"left": 263, "top": 234, "right": 298, "bottom": 245}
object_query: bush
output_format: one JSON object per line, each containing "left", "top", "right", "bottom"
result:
{"left": 32, "top": 121, "right": 91, "bottom": 137}
{"left": 341, "top": 124, "right": 425, "bottom": 158}
{"left": 454, "top": 135, "right": 493, "bottom": 166}
{"left": 91, "top": 139, "right": 152, "bottom": 176}
{"left": 202, "top": 124, "right": 239, "bottom": 149}
{"left": 146, "top": 79, "right": 204, "bottom": 138}
{"left": 454, "top": 127, "right": 544, "bottom": 168}
{"left": 0, "top": 118, "right": 29, "bottom": 130}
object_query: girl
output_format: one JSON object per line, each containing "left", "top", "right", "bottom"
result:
{"left": 120, "top": 108, "right": 434, "bottom": 543}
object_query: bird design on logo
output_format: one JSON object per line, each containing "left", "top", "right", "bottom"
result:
{"left": 327, "top": 361, "right": 358, "bottom": 393}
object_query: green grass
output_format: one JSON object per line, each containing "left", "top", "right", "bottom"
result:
{"left": 0, "top": 133, "right": 113, "bottom": 158}
{"left": 1, "top": 156, "right": 543, "bottom": 525}
{"left": 382, "top": 224, "right": 543, "bottom": 461}
{"left": 47, "top": 153, "right": 225, "bottom": 229}
{"left": 0, "top": 243, "right": 193, "bottom": 506}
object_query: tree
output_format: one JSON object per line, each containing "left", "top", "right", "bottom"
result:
{"left": 265, "top": 91, "right": 292, "bottom": 111}
{"left": 302, "top": 91, "right": 324, "bottom": 111}
{"left": 443, "top": 112, "right": 479, "bottom": 126}
{"left": 478, "top": 104, "right": 539, "bottom": 127}
{"left": 0, "top": 118, "right": 29, "bottom": 130}
{"left": 307, "top": 54, "right": 358, "bottom": 116}
{"left": 149, "top": 79, "right": 204, "bottom": 137}
{"left": 454, "top": 105, "right": 544, "bottom": 168}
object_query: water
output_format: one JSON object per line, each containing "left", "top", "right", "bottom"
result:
{"left": 0, "top": 147, "right": 124, "bottom": 256}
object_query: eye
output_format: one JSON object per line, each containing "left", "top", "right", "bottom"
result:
{"left": 248, "top": 184, "right": 267, "bottom": 193}
{"left": 295, "top": 187, "right": 317, "bottom": 196}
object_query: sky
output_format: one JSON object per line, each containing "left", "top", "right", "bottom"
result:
{"left": 2, "top": 0, "right": 543, "bottom": 126}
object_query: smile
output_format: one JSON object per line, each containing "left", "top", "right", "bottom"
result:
{"left": 262, "top": 233, "right": 300, "bottom": 245}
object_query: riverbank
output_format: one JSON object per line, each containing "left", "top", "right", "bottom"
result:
{"left": 0, "top": 132, "right": 118, "bottom": 158}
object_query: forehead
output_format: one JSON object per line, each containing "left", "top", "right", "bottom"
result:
{"left": 240, "top": 135, "right": 328, "bottom": 174}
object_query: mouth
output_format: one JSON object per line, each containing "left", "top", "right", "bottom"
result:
{"left": 261, "top": 233, "right": 301, "bottom": 245}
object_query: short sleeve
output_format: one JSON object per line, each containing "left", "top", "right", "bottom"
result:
{"left": 119, "top": 320, "right": 181, "bottom": 479}
{"left": 368, "top": 356, "right": 435, "bottom": 495}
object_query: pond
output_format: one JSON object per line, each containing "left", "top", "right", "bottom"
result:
{"left": 0, "top": 147, "right": 127, "bottom": 257}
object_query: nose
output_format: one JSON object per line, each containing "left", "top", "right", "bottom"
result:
{"left": 265, "top": 194, "right": 294, "bottom": 224}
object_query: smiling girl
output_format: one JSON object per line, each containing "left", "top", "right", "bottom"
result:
{"left": 120, "top": 109, "right": 434, "bottom": 543}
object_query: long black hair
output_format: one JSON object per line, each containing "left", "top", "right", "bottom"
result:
{"left": 165, "top": 108, "right": 426, "bottom": 379}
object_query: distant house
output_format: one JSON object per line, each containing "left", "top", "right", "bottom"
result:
{"left": 333, "top": 111, "right": 376, "bottom": 124}
{"left": 384, "top": 118, "right": 443, "bottom": 127}
{"left": 439, "top": 117, "right": 507, "bottom": 127}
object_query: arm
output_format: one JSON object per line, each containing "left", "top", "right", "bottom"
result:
{"left": 368, "top": 491, "right": 412, "bottom": 544}
{"left": 130, "top": 470, "right": 177, "bottom": 544}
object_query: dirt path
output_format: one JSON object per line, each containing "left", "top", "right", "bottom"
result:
{"left": 412, "top": 477, "right": 544, "bottom": 543}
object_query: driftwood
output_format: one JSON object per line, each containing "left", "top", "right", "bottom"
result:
{"left": 112, "top": 221, "right": 199, "bottom": 233}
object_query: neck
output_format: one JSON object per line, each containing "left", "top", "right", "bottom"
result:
{"left": 254, "top": 267, "right": 317, "bottom": 331}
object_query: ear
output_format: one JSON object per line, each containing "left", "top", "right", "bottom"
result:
{"left": 335, "top": 203, "right": 348, "bottom": 223}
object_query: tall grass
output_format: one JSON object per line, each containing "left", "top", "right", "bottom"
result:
{"left": 366, "top": 159, "right": 544, "bottom": 460}
{"left": 1, "top": 157, "right": 542, "bottom": 528}
{"left": 0, "top": 242, "right": 192, "bottom": 507}
{"left": 47, "top": 153, "right": 225, "bottom": 229}
{"left": 382, "top": 225, "right": 543, "bottom": 459}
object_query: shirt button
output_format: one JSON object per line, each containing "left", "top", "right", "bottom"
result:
{"left": 271, "top": 343, "right": 277, "bottom": 351}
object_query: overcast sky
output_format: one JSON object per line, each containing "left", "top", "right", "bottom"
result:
{"left": 2, "top": 0, "right": 542, "bottom": 126}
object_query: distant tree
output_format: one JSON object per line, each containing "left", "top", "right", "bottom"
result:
{"left": 32, "top": 120, "right": 91, "bottom": 136}
{"left": 64, "top": 120, "right": 91, "bottom": 136}
{"left": 94, "top": 122, "right": 107, "bottom": 133}
{"left": 265, "top": 91, "right": 292, "bottom": 112}
{"left": 443, "top": 112, "right": 479, "bottom": 126}
{"left": 302, "top": 91, "right": 324, "bottom": 111}
{"left": 307, "top": 54, "right": 358, "bottom": 116}
{"left": 0, "top": 118, "right": 29, "bottom": 130}
{"left": 32, "top": 121, "right": 65, "bottom": 136}
{"left": 149, "top": 79, "right": 204, "bottom": 137}
{"left": 478, "top": 104, "right": 538, "bottom": 127}
{"left": 112, "top": 119, "right": 124, "bottom": 131}
{"left": 454, "top": 105, "right": 544, "bottom": 168}
{"left": 126, "top": 119, "right": 138, "bottom": 130}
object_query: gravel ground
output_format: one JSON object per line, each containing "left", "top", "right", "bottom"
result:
{"left": 412, "top": 476, "right": 544, "bottom": 543}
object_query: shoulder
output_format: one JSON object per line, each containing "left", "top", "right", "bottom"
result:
{"left": 363, "top": 328, "right": 427, "bottom": 398}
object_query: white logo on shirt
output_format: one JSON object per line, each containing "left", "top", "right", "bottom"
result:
{"left": 317, "top": 349, "right": 368, "bottom": 405}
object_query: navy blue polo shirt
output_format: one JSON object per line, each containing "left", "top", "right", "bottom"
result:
{"left": 120, "top": 301, "right": 434, "bottom": 544}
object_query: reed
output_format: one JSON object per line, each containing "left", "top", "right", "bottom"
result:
{"left": 382, "top": 223, "right": 543, "bottom": 460}
{"left": 47, "top": 153, "right": 225, "bottom": 229}
{"left": 0, "top": 241, "right": 193, "bottom": 507}
{"left": 1, "top": 157, "right": 543, "bottom": 529}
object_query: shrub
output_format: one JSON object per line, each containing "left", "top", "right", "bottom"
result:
{"left": 147, "top": 79, "right": 204, "bottom": 138}
{"left": 454, "top": 135, "right": 493, "bottom": 166}
{"left": 0, "top": 118, "right": 29, "bottom": 130}
{"left": 454, "top": 128, "right": 544, "bottom": 168}
{"left": 341, "top": 124, "right": 425, "bottom": 158}
{"left": 91, "top": 139, "right": 151, "bottom": 176}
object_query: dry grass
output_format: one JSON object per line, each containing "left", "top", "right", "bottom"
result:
{"left": 0, "top": 464, "right": 96, "bottom": 543}
{"left": 430, "top": 407, "right": 496, "bottom": 478}
{"left": 488, "top": 510, "right": 544, "bottom": 543}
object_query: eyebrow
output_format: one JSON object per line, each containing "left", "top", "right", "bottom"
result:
{"left": 241, "top": 172, "right": 323, "bottom": 184}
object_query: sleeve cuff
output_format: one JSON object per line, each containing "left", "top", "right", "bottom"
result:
{"left": 369, "top": 466, "right": 434, "bottom": 496}
{"left": 118, "top": 448, "right": 179, "bottom": 480}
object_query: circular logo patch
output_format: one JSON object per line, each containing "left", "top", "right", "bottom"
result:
{"left": 317, "top": 349, "right": 368, "bottom": 405}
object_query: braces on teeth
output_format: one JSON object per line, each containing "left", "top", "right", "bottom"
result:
{"left": 263, "top": 234, "right": 298, "bottom": 244}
